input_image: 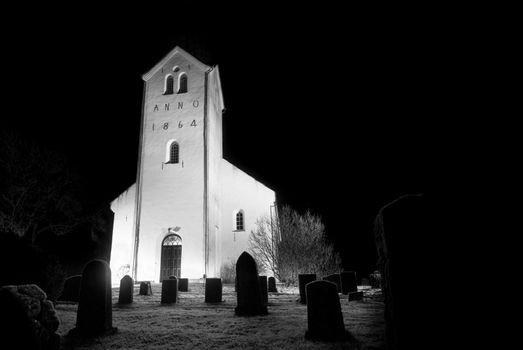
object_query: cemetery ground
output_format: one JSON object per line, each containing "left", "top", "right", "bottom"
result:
{"left": 56, "top": 283, "right": 385, "bottom": 349}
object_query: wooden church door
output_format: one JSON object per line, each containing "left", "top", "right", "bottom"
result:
{"left": 160, "top": 234, "right": 182, "bottom": 281}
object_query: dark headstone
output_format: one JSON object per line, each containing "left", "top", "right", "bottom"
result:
{"left": 74, "top": 260, "right": 116, "bottom": 336}
{"left": 118, "top": 275, "right": 133, "bottom": 304}
{"left": 138, "top": 282, "right": 152, "bottom": 296}
{"left": 178, "top": 278, "right": 189, "bottom": 292}
{"left": 375, "top": 193, "right": 433, "bottom": 350}
{"left": 59, "top": 275, "right": 82, "bottom": 302}
{"left": 340, "top": 271, "right": 357, "bottom": 295}
{"left": 348, "top": 291, "right": 364, "bottom": 301}
{"left": 305, "top": 280, "right": 348, "bottom": 341}
{"left": 205, "top": 278, "right": 222, "bottom": 303}
{"left": 258, "top": 275, "right": 268, "bottom": 304}
{"left": 168, "top": 275, "right": 176, "bottom": 279}
{"left": 298, "top": 274, "right": 317, "bottom": 304}
{"left": 161, "top": 278, "right": 177, "bottom": 304}
{"left": 234, "top": 251, "right": 267, "bottom": 316}
{"left": 323, "top": 273, "right": 341, "bottom": 293}
{"left": 268, "top": 277, "right": 277, "bottom": 292}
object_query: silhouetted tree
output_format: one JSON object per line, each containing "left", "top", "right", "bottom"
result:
{"left": 0, "top": 130, "right": 84, "bottom": 243}
{"left": 249, "top": 206, "right": 341, "bottom": 285}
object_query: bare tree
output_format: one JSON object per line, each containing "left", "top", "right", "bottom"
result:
{"left": 249, "top": 206, "right": 341, "bottom": 285}
{"left": 0, "top": 130, "right": 84, "bottom": 243}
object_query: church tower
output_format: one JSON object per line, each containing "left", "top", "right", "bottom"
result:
{"left": 132, "top": 46, "right": 224, "bottom": 282}
{"left": 110, "top": 46, "right": 276, "bottom": 283}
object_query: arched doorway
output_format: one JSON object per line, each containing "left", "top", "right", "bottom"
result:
{"left": 160, "top": 234, "right": 182, "bottom": 281}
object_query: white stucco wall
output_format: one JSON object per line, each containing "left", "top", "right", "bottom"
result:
{"left": 219, "top": 160, "right": 276, "bottom": 272}
{"left": 109, "top": 184, "right": 136, "bottom": 285}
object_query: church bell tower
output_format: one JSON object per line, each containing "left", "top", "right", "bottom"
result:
{"left": 132, "top": 46, "right": 224, "bottom": 281}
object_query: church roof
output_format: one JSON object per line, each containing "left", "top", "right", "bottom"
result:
{"left": 142, "top": 46, "right": 211, "bottom": 81}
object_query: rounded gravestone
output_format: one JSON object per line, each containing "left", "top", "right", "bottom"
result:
{"left": 139, "top": 281, "right": 152, "bottom": 296}
{"left": 59, "top": 275, "right": 82, "bottom": 302}
{"left": 340, "top": 271, "right": 357, "bottom": 295}
{"left": 323, "top": 273, "right": 341, "bottom": 293}
{"left": 74, "top": 259, "right": 116, "bottom": 336}
{"left": 205, "top": 278, "right": 222, "bottom": 303}
{"left": 234, "top": 251, "right": 267, "bottom": 316}
{"left": 178, "top": 278, "right": 189, "bottom": 292}
{"left": 305, "top": 280, "right": 349, "bottom": 341}
{"left": 161, "top": 278, "right": 177, "bottom": 304}
{"left": 298, "top": 274, "right": 317, "bottom": 304}
{"left": 259, "top": 275, "right": 268, "bottom": 305}
{"left": 268, "top": 276, "right": 277, "bottom": 293}
{"left": 168, "top": 275, "right": 176, "bottom": 279}
{"left": 118, "top": 275, "right": 133, "bottom": 304}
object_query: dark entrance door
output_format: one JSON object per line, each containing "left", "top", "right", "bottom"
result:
{"left": 160, "top": 234, "right": 182, "bottom": 281}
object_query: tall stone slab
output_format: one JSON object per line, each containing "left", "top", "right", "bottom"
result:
{"left": 258, "top": 275, "right": 268, "bottom": 305}
{"left": 340, "top": 271, "right": 357, "bottom": 295}
{"left": 161, "top": 278, "right": 178, "bottom": 304}
{"left": 305, "top": 280, "right": 348, "bottom": 341}
{"left": 74, "top": 260, "right": 116, "bottom": 336}
{"left": 205, "top": 278, "right": 222, "bottom": 303}
{"left": 375, "top": 193, "right": 431, "bottom": 350}
{"left": 298, "top": 274, "right": 317, "bottom": 304}
{"left": 234, "top": 252, "right": 267, "bottom": 316}
{"left": 323, "top": 273, "right": 341, "bottom": 293}
{"left": 178, "top": 278, "right": 189, "bottom": 292}
{"left": 118, "top": 275, "right": 133, "bottom": 304}
{"left": 268, "top": 277, "right": 277, "bottom": 293}
{"left": 59, "top": 275, "right": 82, "bottom": 302}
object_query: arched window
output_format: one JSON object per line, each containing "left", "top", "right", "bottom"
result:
{"left": 167, "top": 142, "right": 179, "bottom": 164}
{"left": 178, "top": 73, "right": 188, "bottom": 94}
{"left": 236, "top": 210, "right": 244, "bottom": 231}
{"left": 162, "top": 234, "right": 182, "bottom": 246}
{"left": 164, "top": 75, "right": 174, "bottom": 95}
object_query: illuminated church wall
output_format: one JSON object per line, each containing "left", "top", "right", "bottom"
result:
{"left": 110, "top": 47, "right": 276, "bottom": 284}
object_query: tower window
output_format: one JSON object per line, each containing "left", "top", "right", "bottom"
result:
{"left": 178, "top": 73, "right": 188, "bottom": 94}
{"left": 236, "top": 211, "right": 244, "bottom": 231}
{"left": 167, "top": 142, "right": 179, "bottom": 164}
{"left": 164, "top": 75, "right": 174, "bottom": 95}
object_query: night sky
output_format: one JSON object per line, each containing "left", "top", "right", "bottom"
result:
{"left": 2, "top": 4, "right": 489, "bottom": 276}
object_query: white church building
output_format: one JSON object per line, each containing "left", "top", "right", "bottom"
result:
{"left": 110, "top": 46, "right": 276, "bottom": 284}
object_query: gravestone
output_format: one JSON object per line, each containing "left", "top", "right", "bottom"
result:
{"left": 139, "top": 281, "right": 152, "bottom": 296}
{"left": 375, "top": 193, "right": 432, "bottom": 350}
{"left": 178, "top": 278, "right": 189, "bottom": 292}
{"left": 259, "top": 275, "right": 268, "bottom": 304}
{"left": 323, "top": 273, "right": 341, "bottom": 293}
{"left": 118, "top": 275, "right": 133, "bottom": 304}
{"left": 73, "top": 259, "right": 116, "bottom": 336}
{"left": 268, "top": 276, "right": 277, "bottom": 293}
{"left": 59, "top": 275, "right": 82, "bottom": 302}
{"left": 168, "top": 275, "right": 176, "bottom": 279}
{"left": 340, "top": 271, "right": 357, "bottom": 295}
{"left": 305, "top": 280, "right": 348, "bottom": 341}
{"left": 298, "top": 274, "right": 317, "bottom": 304}
{"left": 161, "top": 278, "right": 177, "bottom": 304}
{"left": 205, "top": 278, "right": 222, "bottom": 303}
{"left": 234, "top": 251, "right": 267, "bottom": 316}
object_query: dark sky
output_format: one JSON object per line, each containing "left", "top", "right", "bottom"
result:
{"left": 1, "top": 4, "right": 488, "bottom": 274}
